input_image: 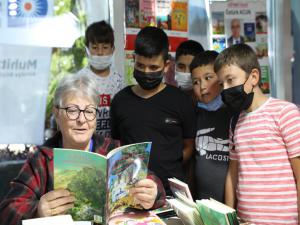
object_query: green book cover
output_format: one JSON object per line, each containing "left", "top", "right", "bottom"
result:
{"left": 53, "top": 142, "right": 152, "bottom": 223}
{"left": 196, "top": 200, "right": 231, "bottom": 225}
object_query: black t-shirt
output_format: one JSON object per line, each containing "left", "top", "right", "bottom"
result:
{"left": 110, "top": 85, "right": 196, "bottom": 194}
{"left": 195, "top": 106, "right": 233, "bottom": 202}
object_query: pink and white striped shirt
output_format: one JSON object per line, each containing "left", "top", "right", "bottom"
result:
{"left": 230, "top": 98, "right": 300, "bottom": 225}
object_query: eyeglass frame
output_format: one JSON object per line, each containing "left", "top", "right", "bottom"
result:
{"left": 56, "top": 105, "right": 98, "bottom": 121}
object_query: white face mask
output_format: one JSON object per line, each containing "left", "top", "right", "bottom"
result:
{"left": 175, "top": 70, "right": 193, "bottom": 90}
{"left": 86, "top": 47, "right": 113, "bottom": 71}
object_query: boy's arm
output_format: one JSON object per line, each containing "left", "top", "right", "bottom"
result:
{"left": 225, "top": 159, "right": 238, "bottom": 208}
{"left": 290, "top": 157, "right": 300, "bottom": 224}
{"left": 183, "top": 138, "right": 194, "bottom": 163}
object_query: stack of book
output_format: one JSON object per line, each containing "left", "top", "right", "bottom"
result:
{"left": 167, "top": 178, "right": 239, "bottom": 225}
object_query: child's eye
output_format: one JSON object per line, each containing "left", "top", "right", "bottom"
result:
{"left": 193, "top": 80, "right": 200, "bottom": 85}
{"left": 135, "top": 63, "right": 145, "bottom": 70}
{"left": 205, "top": 75, "right": 213, "bottom": 80}
{"left": 149, "top": 65, "right": 160, "bottom": 71}
{"left": 227, "top": 78, "right": 234, "bottom": 85}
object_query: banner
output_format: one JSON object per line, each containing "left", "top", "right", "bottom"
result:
{"left": 210, "top": 0, "right": 270, "bottom": 93}
{"left": 0, "top": 0, "right": 80, "bottom": 47}
{"left": 124, "top": 0, "right": 189, "bottom": 85}
{"left": 0, "top": 45, "right": 51, "bottom": 144}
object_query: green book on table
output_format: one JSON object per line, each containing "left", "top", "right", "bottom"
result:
{"left": 196, "top": 198, "right": 239, "bottom": 225}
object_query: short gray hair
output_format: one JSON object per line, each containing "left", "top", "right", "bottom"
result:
{"left": 53, "top": 74, "right": 99, "bottom": 107}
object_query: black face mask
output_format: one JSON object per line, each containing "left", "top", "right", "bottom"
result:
{"left": 221, "top": 81, "right": 254, "bottom": 112}
{"left": 133, "top": 68, "right": 164, "bottom": 90}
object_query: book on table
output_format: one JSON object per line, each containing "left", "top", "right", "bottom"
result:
{"left": 53, "top": 142, "right": 152, "bottom": 224}
{"left": 167, "top": 178, "right": 239, "bottom": 225}
{"left": 196, "top": 198, "right": 239, "bottom": 225}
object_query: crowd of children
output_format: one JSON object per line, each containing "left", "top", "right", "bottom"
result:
{"left": 1, "top": 20, "right": 300, "bottom": 225}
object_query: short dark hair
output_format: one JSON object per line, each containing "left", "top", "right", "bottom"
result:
{"left": 190, "top": 50, "right": 219, "bottom": 73}
{"left": 134, "top": 26, "right": 169, "bottom": 61}
{"left": 214, "top": 44, "right": 261, "bottom": 77}
{"left": 175, "top": 40, "right": 204, "bottom": 61}
{"left": 85, "top": 20, "right": 114, "bottom": 47}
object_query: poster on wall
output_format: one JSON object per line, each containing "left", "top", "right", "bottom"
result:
{"left": 210, "top": 0, "right": 270, "bottom": 93}
{"left": 124, "top": 0, "right": 189, "bottom": 85}
{"left": 0, "top": 45, "right": 51, "bottom": 144}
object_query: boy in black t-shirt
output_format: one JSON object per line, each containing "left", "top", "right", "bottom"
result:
{"left": 110, "top": 27, "right": 196, "bottom": 195}
{"left": 190, "top": 51, "right": 233, "bottom": 202}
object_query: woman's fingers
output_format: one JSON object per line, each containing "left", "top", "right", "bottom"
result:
{"left": 48, "top": 195, "right": 75, "bottom": 209}
{"left": 50, "top": 202, "right": 74, "bottom": 216}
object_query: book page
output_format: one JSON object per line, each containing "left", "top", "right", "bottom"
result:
{"left": 167, "top": 199, "right": 203, "bottom": 225}
{"left": 53, "top": 149, "right": 107, "bottom": 221}
{"left": 168, "top": 177, "right": 193, "bottom": 200}
{"left": 106, "top": 142, "right": 152, "bottom": 219}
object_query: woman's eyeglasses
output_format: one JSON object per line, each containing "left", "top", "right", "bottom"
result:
{"left": 57, "top": 105, "right": 98, "bottom": 121}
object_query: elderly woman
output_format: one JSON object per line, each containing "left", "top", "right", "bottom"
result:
{"left": 0, "top": 75, "right": 165, "bottom": 225}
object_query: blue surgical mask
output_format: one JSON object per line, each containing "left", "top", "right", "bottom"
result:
{"left": 197, "top": 95, "right": 223, "bottom": 111}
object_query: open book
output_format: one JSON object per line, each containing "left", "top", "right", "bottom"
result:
{"left": 167, "top": 179, "right": 239, "bottom": 225}
{"left": 53, "top": 142, "right": 151, "bottom": 224}
{"left": 168, "top": 177, "right": 193, "bottom": 201}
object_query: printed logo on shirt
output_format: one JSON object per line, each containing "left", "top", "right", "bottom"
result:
{"left": 195, "top": 127, "right": 229, "bottom": 161}
{"left": 97, "top": 105, "right": 110, "bottom": 137}
{"left": 99, "top": 94, "right": 111, "bottom": 107}
{"left": 97, "top": 93, "right": 111, "bottom": 137}
{"left": 164, "top": 117, "right": 180, "bottom": 125}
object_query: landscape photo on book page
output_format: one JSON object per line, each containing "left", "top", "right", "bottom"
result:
{"left": 53, "top": 142, "right": 152, "bottom": 223}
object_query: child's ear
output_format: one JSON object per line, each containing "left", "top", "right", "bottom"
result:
{"left": 250, "top": 68, "right": 260, "bottom": 86}
{"left": 163, "top": 59, "right": 171, "bottom": 73}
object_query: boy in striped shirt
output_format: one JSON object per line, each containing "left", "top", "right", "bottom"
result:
{"left": 214, "top": 43, "right": 300, "bottom": 225}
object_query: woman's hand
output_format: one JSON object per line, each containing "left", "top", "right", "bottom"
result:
{"left": 129, "top": 178, "right": 158, "bottom": 209}
{"left": 37, "top": 189, "right": 75, "bottom": 217}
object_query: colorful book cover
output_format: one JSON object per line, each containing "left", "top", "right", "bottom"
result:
{"left": 107, "top": 142, "right": 151, "bottom": 218}
{"left": 170, "top": 1, "right": 188, "bottom": 32}
{"left": 260, "top": 65, "right": 270, "bottom": 94}
{"left": 139, "top": 0, "right": 156, "bottom": 28}
{"left": 124, "top": 50, "right": 136, "bottom": 86}
{"left": 244, "top": 23, "right": 256, "bottom": 42}
{"left": 125, "top": 0, "right": 140, "bottom": 28}
{"left": 54, "top": 142, "right": 152, "bottom": 223}
{"left": 212, "top": 12, "right": 225, "bottom": 35}
{"left": 54, "top": 149, "right": 107, "bottom": 221}
{"left": 156, "top": 0, "right": 172, "bottom": 30}
{"left": 212, "top": 37, "right": 226, "bottom": 53}
{"left": 256, "top": 12, "right": 268, "bottom": 34}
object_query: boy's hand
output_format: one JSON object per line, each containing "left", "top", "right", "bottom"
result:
{"left": 37, "top": 189, "right": 75, "bottom": 217}
{"left": 129, "top": 178, "right": 158, "bottom": 209}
